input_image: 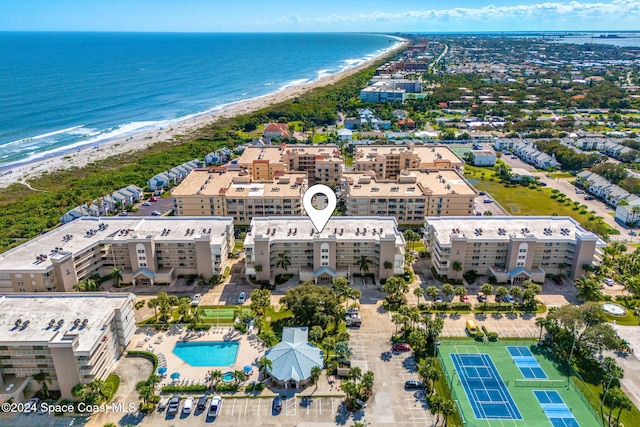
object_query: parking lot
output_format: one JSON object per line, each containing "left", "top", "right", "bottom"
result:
{"left": 129, "top": 196, "right": 175, "bottom": 216}
{"left": 142, "top": 396, "right": 345, "bottom": 426}
{"left": 474, "top": 194, "right": 507, "bottom": 216}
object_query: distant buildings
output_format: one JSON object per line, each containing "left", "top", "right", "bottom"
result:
{"left": 60, "top": 185, "right": 144, "bottom": 224}
{"left": 172, "top": 169, "right": 307, "bottom": 224}
{"left": 244, "top": 216, "right": 405, "bottom": 283}
{"left": 147, "top": 159, "right": 203, "bottom": 193}
{"left": 343, "top": 169, "right": 476, "bottom": 224}
{"left": 353, "top": 144, "right": 464, "bottom": 179}
{"left": 360, "top": 78, "right": 423, "bottom": 103}
{"left": 576, "top": 171, "right": 635, "bottom": 207}
{"left": 424, "top": 216, "right": 605, "bottom": 283}
{"left": 511, "top": 141, "right": 561, "bottom": 170}
{"left": 263, "top": 123, "right": 290, "bottom": 139}
{"left": 470, "top": 150, "right": 497, "bottom": 166}
{"left": 0, "top": 217, "right": 234, "bottom": 292}
{"left": 0, "top": 293, "right": 135, "bottom": 400}
{"left": 236, "top": 144, "right": 343, "bottom": 185}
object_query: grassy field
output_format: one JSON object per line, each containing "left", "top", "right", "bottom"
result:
{"left": 438, "top": 339, "right": 603, "bottom": 427}
{"left": 141, "top": 306, "right": 251, "bottom": 324}
{"left": 463, "top": 166, "right": 616, "bottom": 237}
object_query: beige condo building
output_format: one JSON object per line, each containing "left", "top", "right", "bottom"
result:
{"left": 0, "top": 293, "right": 136, "bottom": 401}
{"left": 237, "top": 144, "right": 344, "bottom": 184}
{"left": 354, "top": 144, "right": 464, "bottom": 179}
{"left": 424, "top": 216, "right": 605, "bottom": 283}
{"left": 172, "top": 169, "right": 307, "bottom": 224}
{"left": 244, "top": 217, "right": 405, "bottom": 283}
{"left": 344, "top": 169, "right": 477, "bottom": 225}
{"left": 0, "top": 217, "right": 234, "bottom": 292}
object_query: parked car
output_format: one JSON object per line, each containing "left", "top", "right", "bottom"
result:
{"left": 575, "top": 189, "right": 584, "bottom": 194}
{"left": 207, "top": 395, "right": 222, "bottom": 417}
{"left": 191, "top": 294, "right": 201, "bottom": 306}
{"left": 182, "top": 396, "right": 194, "bottom": 414}
{"left": 237, "top": 292, "right": 246, "bottom": 304}
{"left": 477, "top": 293, "right": 487, "bottom": 303}
{"left": 404, "top": 380, "right": 424, "bottom": 390}
{"left": 346, "top": 307, "right": 359, "bottom": 315}
{"left": 273, "top": 395, "right": 283, "bottom": 412}
{"left": 196, "top": 395, "right": 208, "bottom": 411}
{"left": 552, "top": 276, "right": 563, "bottom": 285}
{"left": 605, "top": 278, "right": 615, "bottom": 287}
{"left": 150, "top": 196, "right": 159, "bottom": 202}
{"left": 584, "top": 195, "right": 595, "bottom": 200}
{"left": 142, "top": 201, "right": 151, "bottom": 206}
{"left": 435, "top": 296, "right": 443, "bottom": 303}
{"left": 168, "top": 395, "right": 181, "bottom": 415}
{"left": 461, "top": 295, "right": 469, "bottom": 302}
{"left": 118, "top": 212, "right": 128, "bottom": 216}
{"left": 392, "top": 343, "right": 411, "bottom": 352}
{"left": 158, "top": 397, "right": 169, "bottom": 411}
{"left": 151, "top": 210, "right": 162, "bottom": 216}
{"left": 478, "top": 191, "right": 486, "bottom": 195}
{"left": 503, "top": 295, "right": 515, "bottom": 303}
{"left": 24, "top": 397, "right": 39, "bottom": 412}
{"left": 483, "top": 198, "right": 493, "bottom": 203}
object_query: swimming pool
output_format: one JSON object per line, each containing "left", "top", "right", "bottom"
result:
{"left": 173, "top": 341, "right": 239, "bottom": 366}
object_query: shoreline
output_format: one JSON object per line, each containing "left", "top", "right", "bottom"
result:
{"left": 0, "top": 39, "right": 407, "bottom": 189}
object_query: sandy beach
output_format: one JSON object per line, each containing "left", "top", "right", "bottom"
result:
{"left": 0, "top": 41, "right": 406, "bottom": 189}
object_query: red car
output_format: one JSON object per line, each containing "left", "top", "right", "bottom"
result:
{"left": 461, "top": 295, "right": 469, "bottom": 302}
{"left": 392, "top": 343, "right": 411, "bottom": 352}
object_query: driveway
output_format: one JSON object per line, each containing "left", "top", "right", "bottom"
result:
{"left": 87, "top": 355, "right": 154, "bottom": 426}
{"left": 129, "top": 196, "right": 175, "bottom": 217}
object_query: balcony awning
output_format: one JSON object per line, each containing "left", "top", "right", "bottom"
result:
{"left": 313, "top": 267, "right": 336, "bottom": 278}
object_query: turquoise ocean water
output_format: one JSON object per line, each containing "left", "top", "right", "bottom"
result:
{"left": 0, "top": 32, "right": 399, "bottom": 167}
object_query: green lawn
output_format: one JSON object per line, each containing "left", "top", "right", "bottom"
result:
{"left": 312, "top": 132, "right": 329, "bottom": 144}
{"left": 547, "top": 172, "right": 574, "bottom": 178}
{"left": 578, "top": 376, "right": 640, "bottom": 427}
{"left": 141, "top": 305, "right": 251, "bottom": 324}
{"left": 105, "top": 374, "right": 120, "bottom": 403}
{"left": 464, "top": 166, "right": 616, "bottom": 237}
{"left": 234, "top": 239, "right": 244, "bottom": 251}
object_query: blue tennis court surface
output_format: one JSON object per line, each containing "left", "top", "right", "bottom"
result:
{"left": 451, "top": 353, "right": 523, "bottom": 420}
{"left": 507, "top": 346, "right": 548, "bottom": 379}
{"left": 534, "top": 390, "right": 581, "bottom": 427}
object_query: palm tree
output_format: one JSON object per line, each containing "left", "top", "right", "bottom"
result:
{"left": 32, "top": 370, "right": 51, "bottom": 397}
{"left": 135, "top": 381, "right": 154, "bottom": 405}
{"left": 357, "top": 256, "right": 372, "bottom": 275}
{"left": 413, "top": 287, "right": 424, "bottom": 306}
{"left": 535, "top": 317, "right": 547, "bottom": 341}
{"left": 258, "top": 356, "right": 273, "bottom": 378}
{"left": 322, "top": 337, "right": 336, "bottom": 362}
{"left": 233, "top": 370, "right": 247, "bottom": 385}
{"left": 71, "top": 383, "right": 86, "bottom": 399}
{"left": 509, "top": 286, "right": 522, "bottom": 301}
{"left": 348, "top": 288, "right": 361, "bottom": 310}
{"left": 495, "top": 286, "right": 508, "bottom": 305}
{"left": 110, "top": 268, "right": 123, "bottom": 288}
{"left": 442, "top": 283, "right": 455, "bottom": 302}
{"left": 455, "top": 286, "right": 466, "bottom": 302}
{"left": 451, "top": 261, "right": 462, "bottom": 280}
{"left": 259, "top": 330, "right": 278, "bottom": 347}
{"left": 480, "top": 283, "right": 494, "bottom": 311}
{"left": 147, "top": 298, "right": 159, "bottom": 319}
{"left": 309, "top": 325, "right": 324, "bottom": 344}
{"left": 348, "top": 367, "right": 362, "bottom": 382}
{"left": 254, "top": 264, "right": 263, "bottom": 281}
{"left": 276, "top": 252, "right": 291, "bottom": 272}
{"left": 335, "top": 341, "right": 353, "bottom": 361}
{"left": 384, "top": 261, "right": 393, "bottom": 276}
{"left": 441, "top": 399, "right": 456, "bottom": 427}
{"left": 209, "top": 370, "right": 224, "bottom": 390}
{"left": 361, "top": 371, "right": 374, "bottom": 398}
{"left": 310, "top": 366, "right": 322, "bottom": 390}
{"left": 430, "top": 394, "right": 444, "bottom": 425}
{"left": 615, "top": 390, "right": 633, "bottom": 424}
{"left": 391, "top": 313, "right": 405, "bottom": 334}
{"left": 426, "top": 285, "right": 439, "bottom": 302}
{"left": 90, "top": 378, "right": 106, "bottom": 400}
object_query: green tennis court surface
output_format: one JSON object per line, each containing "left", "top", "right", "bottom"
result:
{"left": 438, "top": 340, "right": 602, "bottom": 427}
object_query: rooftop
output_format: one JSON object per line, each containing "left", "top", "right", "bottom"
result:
{"left": 245, "top": 216, "right": 404, "bottom": 246}
{"left": 344, "top": 169, "right": 476, "bottom": 197}
{"left": 426, "top": 216, "right": 606, "bottom": 245}
{"left": 171, "top": 169, "right": 306, "bottom": 198}
{"left": 355, "top": 144, "right": 463, "bottom": 167}
{"left": 0, "top": 217, "right": 233, "bottom": 271}
{"left": 237, "top": 146, "right": 284, "bottom": 164}
{"left": 0, "top": 293, "right": 134, "bottom": 352}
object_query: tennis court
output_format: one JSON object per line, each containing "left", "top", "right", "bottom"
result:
{"left": 507, "top": 346, "right": 548, "bottom": 379}
{"left": 438, "top": 340, "right": 603, "bottom": 427}
{"left": 534, "top": 390, "right": 580, "bottom": 427}
{"left": 451, "top": 353, "right": 522, "bottom": 420}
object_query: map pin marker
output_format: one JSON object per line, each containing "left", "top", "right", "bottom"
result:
{"left": 303, "top": 184, "right": 337, "bottom": 233}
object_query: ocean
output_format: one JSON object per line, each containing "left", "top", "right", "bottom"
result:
{"left": 0, "top": 32, "right": 399, "bottom": 168}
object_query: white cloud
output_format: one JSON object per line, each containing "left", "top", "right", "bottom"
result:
{"left": 278, "top": 1, "right": 640, "bottom": 27}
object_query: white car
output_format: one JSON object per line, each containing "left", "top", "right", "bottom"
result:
{"left": 24, "top": 397, "right": 39, "bottom": 412}
{"left": 208, "top": 395, "right": 222, "bottom": 417}
{"left": 605, "top": 278, "right": 615, "bottom": 287}
{"left": 346, "top": 307, "right": 359, "bottom": 315}
{"left": 237, "top": 292, "right": 246, "bottom": 304}
{"left": 503, "top": 295, "right": 515, "bottom": 303}
{"left": 191, "top": 294, "right": 201, "bottom": 306}
{"left": 182, "top": 396, "right": 194, "bottom": 414}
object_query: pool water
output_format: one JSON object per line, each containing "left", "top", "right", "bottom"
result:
{"left": 173, "top": 341, "right": 239, "bottom": 366}
{"left": 222, "top": 371, "right": 234, "bottom": 382}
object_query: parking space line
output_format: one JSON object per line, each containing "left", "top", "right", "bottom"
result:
{"left": 285, "top": 397, "right": 296, "bottom": 416}
{"left": 244, "top": 399, "right": 248, "bottom": 416}
{"left": 231, "top": 399, "right": 236, "bottom": 416}
{"left": 257, "top": 399, "right": 261, "bottom": 415}
{"left": 331, "top": 397, "right": 334, "bottom": 413}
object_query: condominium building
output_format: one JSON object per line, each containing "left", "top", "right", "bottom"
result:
{"left": 0, "top": 293, "right": 136, "bottom": 401}
{"left": 424, "top": 216, "right": 605, "bottom": 283}
{"left": 172, "top": 169, "right": 307, "bottom": 224}
{"left": 0, "top": 217, "right": 234, "bottom": 292}
{"left": 244, "top": 217, "right": 405, "bottom": 283}
{"left": 344, "top": 169, "right": 477, "bottom": 225}
{"left": 237, "top": 144, "right": 344, "bottom": 185}
{"left": 354, "top": 144, "right": 464, "bottom": 179}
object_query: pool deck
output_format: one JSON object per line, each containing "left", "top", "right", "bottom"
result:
{"left": 130, "top": 325, "right": 267, "bottom": 387}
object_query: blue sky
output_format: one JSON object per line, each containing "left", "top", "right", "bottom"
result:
{"left": 2, "top": 0, "right": 640, "bottom": 32}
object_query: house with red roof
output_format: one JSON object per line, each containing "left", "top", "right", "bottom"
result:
{"left": 264, "top": 123, "right": 290, "bottom": 139}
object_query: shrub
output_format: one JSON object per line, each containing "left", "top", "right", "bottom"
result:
{"left": 474, "top": 332, "right": 485, "bottom": 341}
{"left": 254, "top": 383, "right": 265, "bottom": 391}
{"left": 161, "top": 384, "right": 208, "bottom": 393}
{"left": 140, "top": 403, "right": 156, "bottom": 414}
{"left": 216, "top": 383, "right": 239, "bottom": 393}
{"left": 487, "top": 332, "right": 499, "bottom": 341}
{"left": 234, "top": 323, "right": 247, "bottom": 334}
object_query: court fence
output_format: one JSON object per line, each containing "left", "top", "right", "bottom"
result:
{"left": 513, "top": 379, "right": 567, "bottom": 388}
{"left": 438, "top": 349, "right": 467, "bottom": 426}
{"left": 565, "top": 365, "right": 609, "bottom": 427}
